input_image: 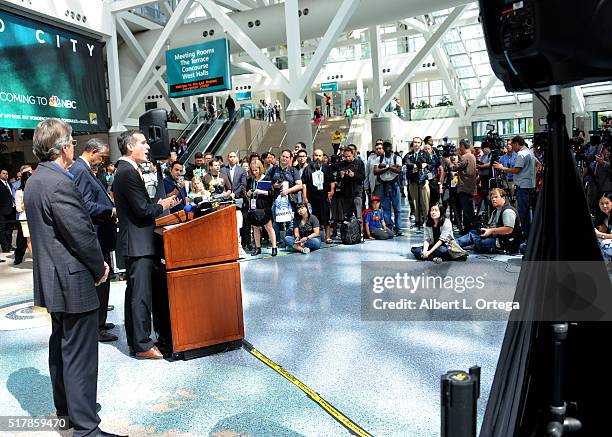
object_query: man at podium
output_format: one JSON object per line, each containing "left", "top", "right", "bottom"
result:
{"left": 113, "top": 130, "right": 179, "bottom": 360}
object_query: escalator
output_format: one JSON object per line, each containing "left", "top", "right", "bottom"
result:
{"left": 180, "top": 113, "right": 241, "bottom": 164}
{"left": 180, "top": 116, "right": 227, "bottom": 164}
{"left": 204, "top": 113, "right": 240, "bottom": 158}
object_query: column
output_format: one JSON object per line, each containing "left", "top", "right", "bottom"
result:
{"left": 286, "top": 109, "right": 314, "bottom": 154}
{"left": 371, "top": 115, "right": 393, "bottom": 144}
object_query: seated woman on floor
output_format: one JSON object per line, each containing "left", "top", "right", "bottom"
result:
{"left": 595, "top": 192, "right": 612, "bottom": 265}
{"left": 364, "top": 196, "right": 394, "bottom": 240}
{"left": 411, "top": 204, "right": 459, "bottom": 263}
{"left": 285, "top": 203, "right": 322, "bottom": 254}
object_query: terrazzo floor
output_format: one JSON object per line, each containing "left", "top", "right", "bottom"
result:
{"left": 0, "top": 202, "right": 520, "bottom": 436}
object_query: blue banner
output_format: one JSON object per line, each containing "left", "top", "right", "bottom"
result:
{"left": 236, "top": 91, "right": 252, "bottom": 101}
{"left": 166, "top": 38, "right": 232, "bottom": 98}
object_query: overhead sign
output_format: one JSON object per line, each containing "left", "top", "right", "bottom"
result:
{"left": 320, "top": 82, "right": 338, "bottom": 92}
{"left": 0, "top": 10, "right": 108, "bottom": 131}
{"left": 236, "top": 91, "right": 252, "bottom": 101}
{"left": 166, "top": 38, "right": 232, "bottom": 98}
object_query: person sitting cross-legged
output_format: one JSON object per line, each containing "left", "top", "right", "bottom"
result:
{"left": 284, "top": 203, "right": 322, "bottom": 253}
{"left": 411, "top": 204, "right": 456, "bottom": 263}
{"left": 456, "top": 188, "right": 522, "bottom": 254}
{"left": 364, "top": 196, "right": 394, "bottom": 240}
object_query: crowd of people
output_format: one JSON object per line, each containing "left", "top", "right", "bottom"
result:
{"left": 0, "top": 115, "right": 610, "bottom": 436}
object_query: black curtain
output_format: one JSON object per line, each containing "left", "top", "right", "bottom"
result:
{"left": 480, "top": 96, "right": 612, "bottom": 436}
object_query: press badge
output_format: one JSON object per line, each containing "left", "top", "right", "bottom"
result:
{"left": 251, "top": 198, "right": 257, "bottom": 210}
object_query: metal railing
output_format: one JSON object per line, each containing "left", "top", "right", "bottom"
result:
{"left": 246, "top": 123, "right": 266, "bottom": 155}
{"left": 312, "top": 121, "right": 323, "bottom": 146}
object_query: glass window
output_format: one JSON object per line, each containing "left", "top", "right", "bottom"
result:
{"left": 450, "top": 54, "right": 471, "bottom": 67}
{"left": 455, "top": 66, "right": 476, "bottom": 78}
{"left": 460, "top": 24, "right": 483, "bottom": 39}
{"left": 460, "top": 78, "right": 481, "bottom": 89}
{"left": 464, "top": 38, "right": 486, "bottom": 52}
{"left": 471, "top": 51, "right": 491, "bottom": 64}
{"left": 444, "top": 42, "right": 464, "bottom": 55}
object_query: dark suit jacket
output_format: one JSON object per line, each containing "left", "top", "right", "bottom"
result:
{"left": 0, "top": 180, "right": 14, "bottom": 216}
{"left": 69, "top": 157, "right": 117, "bottom": 253}
{"left": 163, "top": 176, "right": 187, "bottom": 213}
{"left": 113, "top": 159, "right": 163, "bottom": 257}
{"left": 221, "top": 165, "right": 247, "bottom": 198}
{"left": 25, "top": 162, "right": 105, "bottom": 313}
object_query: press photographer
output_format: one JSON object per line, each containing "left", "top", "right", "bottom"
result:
{"left": 456, "top": 188, "right": 521, "bottom": 254}
{"left": 493, "top": 135, "right": 540, "bottom": 240}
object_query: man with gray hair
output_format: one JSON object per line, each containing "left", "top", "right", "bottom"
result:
{"left": 25, "top": 118, "right": 123, "bottom": 436}
{"left": 69, "top": 138, "right": 118, "bottom": 343}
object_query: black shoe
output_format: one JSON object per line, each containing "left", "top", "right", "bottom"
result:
{"left": 107, "top": 305, "right": 114, "bottom": 311}
{"left": 251, "top": 247, "right": 261, "bottom": 256}
{"left": 96, "top": 431, "right": 127, "bottom": 437}
{"left": 394, "top": 229, "right": 403, "bottom": 236}
{"left": 13, "top": 259, "right": 23, "bottom": 265}
{"left": 0, "top": 259, "right": 5, "bottom": 263}
{"left": 98, "top": 330, "right": 118, "bottom": 342}
{"left": 104, "top": 322, "right": 115, "bottom": 330}
{"left": 271, "top": 247, "right": 278, "bottom": 256}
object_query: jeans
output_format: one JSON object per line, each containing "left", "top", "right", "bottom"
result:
{"left": 456, "top": 230, "right": 497, "bottom": 253}
{"left": 370, "top": 227, "right": 395, "bottom": 240}
{"left": 285, "top": 236, "right": 321, "bottom": 251}
{"left": 516, "top": 187, "right": 533, "bottom": 240}
{"left": 381, "top": 182, "right": 401, "bottom": 231}
{"left": 411, "top": 244, "right": 450, "bottom": 260}
{"left": 457, "top": 191, "right": 476, "bottom": 232}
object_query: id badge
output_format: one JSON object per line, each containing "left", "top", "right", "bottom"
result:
{"left": 251, "top": 198, "right": 257, "bottom": 210}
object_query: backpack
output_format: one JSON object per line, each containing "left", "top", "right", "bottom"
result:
{"left": 341, "top": 217, "right": 362, "bottom": 245}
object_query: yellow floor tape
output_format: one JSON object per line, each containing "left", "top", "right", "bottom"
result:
{"left": 243, "top": 341, "right": 372, "bottom": 437}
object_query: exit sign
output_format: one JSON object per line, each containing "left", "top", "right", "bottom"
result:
{"left": 320, "top": 82, "right": 338, "bottom": 92}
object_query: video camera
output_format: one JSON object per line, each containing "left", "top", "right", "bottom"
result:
{"left": 480, "top": 124, "right": 505, "bottom": 163}
{"left": 437, "top": 136, "right": 457, "bottom": 158}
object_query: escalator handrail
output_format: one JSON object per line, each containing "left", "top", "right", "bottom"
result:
{"left": 181, "top": 117, "right": 227, "bottom": 164}
{"left": 206, "top": 112, "right": 240, "bottom": 157}
{"left": 175, "top": 110, "right": 206, "bottom": 143}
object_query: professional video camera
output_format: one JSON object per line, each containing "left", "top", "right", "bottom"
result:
{"left": 437, "top": 137, "right": 457, "bottom": 158}
{"left": 480, "top": 124, "right": 505, "bottom": 162}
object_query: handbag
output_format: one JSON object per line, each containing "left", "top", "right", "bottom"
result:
{"left": 444, "top": 237, "right": 468, "bottom": 260}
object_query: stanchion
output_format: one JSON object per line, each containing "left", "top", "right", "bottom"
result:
{"left": 441, "top": 366, "right": 480, "bottom": 437}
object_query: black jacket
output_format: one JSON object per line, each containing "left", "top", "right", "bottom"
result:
{"left": 69, "top": 158, "right": 116, "bottom": 253}
{"left": 339, "top": 158, "right": 365, "bottom": 197}
{"left": 0, "top": 179, "right": 14, "bottom": 216}
{"left": 25, "top": 162, "right": 105, "bottom": 313}
{"left": 113, "top": 160, "right": 163, "bottom": 257}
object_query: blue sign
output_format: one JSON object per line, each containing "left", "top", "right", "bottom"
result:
{"left": 166, "top": 38, "right": 232, "bottom": 98}
{"left": 320, "top": 82, "right": 338, "bottom": 92}
{"left": 236, "top": 91, "right": 252, "bottom": 101}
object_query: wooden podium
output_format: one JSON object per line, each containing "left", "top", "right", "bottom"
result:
{"left": 153, "top": 205, "right": 244, "bottom": 359}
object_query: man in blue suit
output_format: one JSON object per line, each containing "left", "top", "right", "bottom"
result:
{"left": 163, "top": 161, "right": 187, "bottom": 213}
{"left": 69, "top": 139, "right": 118, "bottom": 343}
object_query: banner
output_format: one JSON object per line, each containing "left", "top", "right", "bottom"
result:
{"left": 0, "top": 9, "right": 109, "bottom": 132}
{"left": 166, "top": 39, "right": 232, "bottom": 98}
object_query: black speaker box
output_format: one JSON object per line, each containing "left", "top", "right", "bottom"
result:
{"left": 479, "top": 0, "right": 612, "bottom": 91}
{"left": 139, "top": 109, "right": 169, "bottom": 161}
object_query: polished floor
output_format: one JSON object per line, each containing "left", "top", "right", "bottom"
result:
{"left": 0, "top": 204, "right": 520, "bottom": 436}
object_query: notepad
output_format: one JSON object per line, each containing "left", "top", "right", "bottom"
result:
{"left": 256, "top": 180, "right": 272, "bottom": 191}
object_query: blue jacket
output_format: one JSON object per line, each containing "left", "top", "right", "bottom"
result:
{"left": 69, "top": 157, "right": 116, "bottom": 252}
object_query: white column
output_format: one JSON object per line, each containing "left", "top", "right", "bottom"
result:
{"left": 369, "top": 25, "right": 383, "bottom": 115}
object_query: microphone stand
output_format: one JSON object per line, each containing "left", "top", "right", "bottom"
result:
{"left": 544, "top": 86, "right": 581, "bottom": 437}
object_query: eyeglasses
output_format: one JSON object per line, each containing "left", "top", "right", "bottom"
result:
{"left": 68, "top": 139, "right": 77, "bottom": 147}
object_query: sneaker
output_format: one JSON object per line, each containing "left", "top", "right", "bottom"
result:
{"left": 432, "top": 257, "right": 443, "bottom": 264}
{"left": 394, "top": 229, "right": 403, "bottom": 236}
{"left": 300, "top": 247, "right": 310, "bottom": 254}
